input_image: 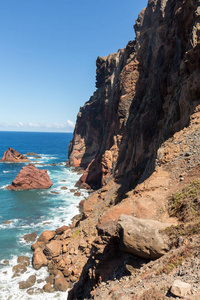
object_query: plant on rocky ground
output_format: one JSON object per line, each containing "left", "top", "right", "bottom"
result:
{"left": 72, "top": 228, "right": 81, "bottom": 239}
{"left": 168, "top": 180, "right": 200, "bottom": 222}
{"left": 139, "top": 288, "right": 166, "bottom": 300}
{"left": 156, "top": 246, "right": 190, "bottom": 275}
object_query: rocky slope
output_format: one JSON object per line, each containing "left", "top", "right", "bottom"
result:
{"left": 68, "top": 0, "right": 200, "bottom": 194}
{"left": 28, "top": 108, "right": 200, "bottom": 299}
{"left": 27, "top": 0, "right": 200, "bottom": 299}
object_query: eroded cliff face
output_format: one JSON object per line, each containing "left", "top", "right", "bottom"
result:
{"left": 68, "top": 0, "right": 200, "bottom": 192}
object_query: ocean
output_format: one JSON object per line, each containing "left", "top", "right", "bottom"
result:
{"left": 0, "top": 131, "right": 88, "bottom": 299}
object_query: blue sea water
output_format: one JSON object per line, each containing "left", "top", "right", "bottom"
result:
{"left": 0, "top": 131, "right": 88, "bottom": 300}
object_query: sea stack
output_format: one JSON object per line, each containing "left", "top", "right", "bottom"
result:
{"left": 0, "top": 147, "right": 29, "bottom": 163}
{"left": 7, "top": 163, "right": 53, "bottom": 190}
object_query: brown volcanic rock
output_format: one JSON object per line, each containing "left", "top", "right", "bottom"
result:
{"left": 1, "top": 147, "right": 29, "bottom": 162}
{"left": 67, "top": 0, "right": 200, "bottom": 192}
{"left": 6, "top": 164, "right": 53, "bottom": 190}
{"left": 32, "top": 248, "right": 48, "bottom": 270}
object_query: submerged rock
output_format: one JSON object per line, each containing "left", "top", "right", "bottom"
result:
{"left": 6, "top": 163, "right": 53, "bottom": 190}
{"left": 22, "top": 232, "right": 37, "bottom": 243}
{"left": 0, "top": 147, "right": 29, "bottom": 162}
{"left": 19, "top": 275, "right": 36, "bottom": 289}
{"left": 17, "top": 255, "right": 30, "bottom": 266}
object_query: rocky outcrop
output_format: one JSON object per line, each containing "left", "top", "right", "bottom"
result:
{"left": 0, "top": 147, "right": 29, "bottom": 162}
{"left": 6, "top": 164, "right": 53, "bottom": 190}
{"left": 68, "top": 0, "right": 200, "bottom": 192}
{"left": 28, "top": 1, "right": 200, "bottom": 299}
{"left": 117, "top": 215, "right": 171, "bottom": 259}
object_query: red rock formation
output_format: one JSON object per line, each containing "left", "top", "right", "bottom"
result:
{"left": 68, "top": 0, "right": 200, "bottom": 192}
{"left": 0, "top": 147, "right": 29, "bottom": 162}
{"left": 7, "top": 163, "right": 53, "bottom": 190}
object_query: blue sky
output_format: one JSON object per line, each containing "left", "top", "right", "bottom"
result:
{"left": 0, "top": 0, "right": 147, "bottom": 132}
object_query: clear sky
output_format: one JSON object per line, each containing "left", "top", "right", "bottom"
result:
{"left": 0, "top": 0, "right": 148, "bottom": 132}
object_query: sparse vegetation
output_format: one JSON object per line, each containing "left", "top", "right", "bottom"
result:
{"left": 139, "top": 288, "right": 166, "bottom": 300}
{"left": 72, "top": 228, "right": 81, "bottom": 239}
{"left": 166, "top": 180, "right": 200, "bottom": 243}
{"left": 156, "top": 246, "right": 190, "bottom": 275}
{"left": 168, "top": 180, "right": 200, "bottom": 222}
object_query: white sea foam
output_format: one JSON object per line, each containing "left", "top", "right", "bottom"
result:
{"left": 0, "top": 185, "right": 8, "bottom": 190}
{"left": 0, "top": 157, "right": 88, "bottom": 299}
{"left": 0, "top": 254, "right": 68, "bottom": 299}
{"left": 0, "top": 219, "right": 20, "bottom": 230}
{"left": 2, "top": 170, "right": 10, "bottom": 173}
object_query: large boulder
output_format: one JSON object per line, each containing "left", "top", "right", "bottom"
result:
{"left": 54, "top": 277, "right": 69, "bottom": 292}
{"left": 32, "top": 230, "right": 56, "bottom": 250}
{"left": 32, "top": 248, "right": 48, "bottom": 270}
{"left": 0, "top": 147, "right": 29, "bottom": 162}
{"left": 117, "top": 215, "right": 170, "bottom": 259}
{"left": 17, "top": 255, "right": 30, "bottom": 266}
{"left": 43, "top": 240, "right": 62, "bottom": 258}
{"left": 6, "top": 163, "right": 53, "bottom": 190}
{"left": 19, "top": 275, "right": 36, "bottom": 289}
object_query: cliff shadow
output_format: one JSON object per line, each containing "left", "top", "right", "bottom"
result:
{"left": 113, "top": 0, "right": 200, "bottom": 201}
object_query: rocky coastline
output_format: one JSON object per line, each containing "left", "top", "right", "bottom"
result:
{"left": 6, "top": 0, "right": 200, "bottom": 299}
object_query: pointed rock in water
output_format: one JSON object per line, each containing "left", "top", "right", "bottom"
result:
{"left": 6, "top": 163, "right": 53, "bottom": 190}
{"left": 0, "top": 147, "right": 29, "bottom": 162}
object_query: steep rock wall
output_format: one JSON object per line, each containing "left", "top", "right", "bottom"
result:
{"left": 68, "top": 0, "right": 200, "bottom": 191}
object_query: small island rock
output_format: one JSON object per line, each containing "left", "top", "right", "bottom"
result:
{"left": 6, "top": 164, "right": 53, "bottom": 190}
{"left": 0, "top": 147, "right": 29, "bottom": 162}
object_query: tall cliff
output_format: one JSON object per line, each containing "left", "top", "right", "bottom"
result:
{"left": 68, "top": 0, "right": 200, "bottom": 193}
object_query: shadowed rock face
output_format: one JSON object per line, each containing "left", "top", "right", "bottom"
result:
{"left": 67, "top": 0, "right": 200, "bottom": 191}
{"left": 6, "top": 163, "right": 53, "bottom": 190}
{"left": 0, "top": 147, "right": 29, "bottom": 162}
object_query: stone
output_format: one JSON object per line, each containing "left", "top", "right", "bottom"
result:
{"left": 61, "top": 186, "right": 68, "bottom": 190}
{"left": 26, "top": 287, "right": 44, "bottom": 295}
{"left": 63, "top": 267, "right": 71, "bottom": 277}
{"left": 0, "top": 147, "right": 29, "bottom": 162}
{"left": 17, "top": 255, "right": 30, "bottom": 266}
{"left": 19, "top": 275, "right": 36, "bottom": 289}
{"left": 3, "top": 220, "right": 12, "bottom": 225}
{"left": 22, "top": 232, "right": 37, "bottom": 243}
{"left": 117, "top": 215, "right": 170, "bottom": 259}
{"left": 32, "top": 248, "right": 48, "bottom": 270}
{"left": 74, "top": 191, "right": 81, "bottom": 196}
{"left": 12, "top": 264, "right": 27, "bottom": 276}
{"left": 56, "top": 225, "right": 69, "bottom": 235}
{"left": 171, "top": 280, "right": 191, "bottom": 297}
{"left": 125, "top": 258, "right": 141, "bottom": 275}
{"left": 3, "top": 260, "right": 9, "bottom": 265}
{"left": 25, "top": 152, "right": 39, "bottom": 156}
{"left": 7, "top": 164, "right": 53, "bottom": 190}
{"left": 43, "top": 240, "right": 62, "bottom": 258}
{"left": 54, "top": 277, "right": 69, "bottom": 292}
{"left": 45, "top": 274, "right": 55, "bottom": 284}
{"left": 43, "top": 283, "right": 55, "bottom": 293}
{"left": 32, "top": 230, "right": 56, "bottom": 250}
